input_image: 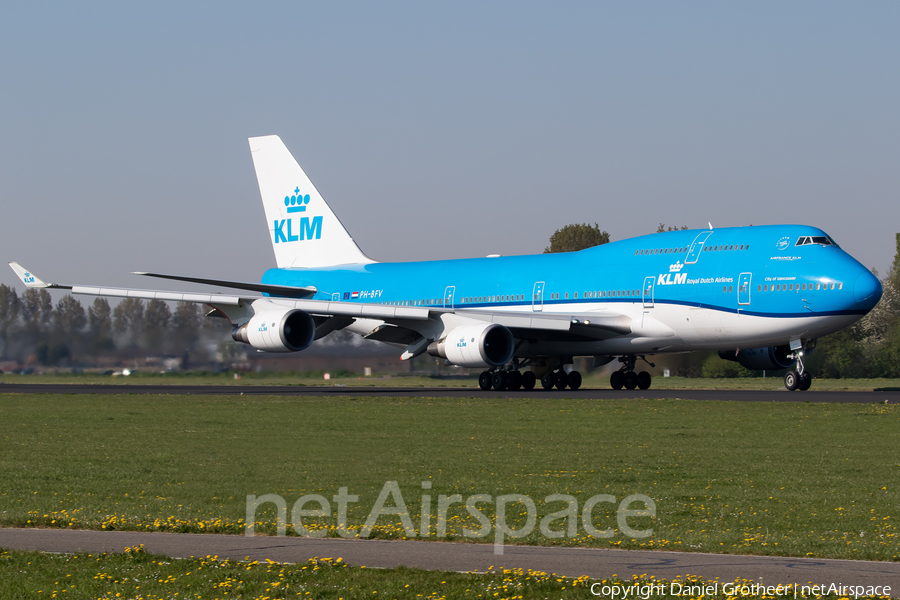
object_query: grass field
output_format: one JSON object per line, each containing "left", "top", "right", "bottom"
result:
{"left": 1, "top": 547, "right": 891, "bottom": 600}
{"left": 3, "top": 371, "right": 900, "bottom": 390}
{"left": 0, "top": 392, "right": 898, "bottom": 562}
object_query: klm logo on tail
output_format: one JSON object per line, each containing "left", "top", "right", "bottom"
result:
{"left": 285, "top": 188, "right": 310, "bottom": 213}
{"left": 274, "top": 187, "right": 322, "bottom": 243}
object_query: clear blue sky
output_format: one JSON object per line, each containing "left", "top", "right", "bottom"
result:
{"left": 1, "top": 2, "right": 898, "bottom": 293}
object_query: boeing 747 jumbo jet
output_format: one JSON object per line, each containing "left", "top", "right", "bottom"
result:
{"left": 10, "top": 136, "right": 883, "bottom": 391}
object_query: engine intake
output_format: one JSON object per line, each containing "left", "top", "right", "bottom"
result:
{"left": 428, "top": 323, "right": 515, "bottom": 368}
{"left": 233, "top": 308, "right": 316, "bottom": 353}
{"left": 718, "top": 345, "right": 795, "bottom": 371}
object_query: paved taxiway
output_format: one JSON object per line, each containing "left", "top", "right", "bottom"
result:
{"left": 0, "top": 382, "right": 898, "bottom": 403}
{"left": 2, "top": 528, "right": 898, "bottom": 588}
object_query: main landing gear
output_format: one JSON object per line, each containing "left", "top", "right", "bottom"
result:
{"left": 609, "top": 355, "right": 654, "bottom": 391}
{"left": 784, "top": 350, "right": 812, "bottom": 391}
{"left": 539, "top": 369, "right": 582, "bottom": 391}
{"left": 478, "top": 368, "right": 537, "bottom": 391}
{"left": 478, "top": 359, "right": 582, "bottom": 392}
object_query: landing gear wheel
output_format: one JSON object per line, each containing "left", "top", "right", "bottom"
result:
{"left": 541, "top": 372, "right": 555, "bottom": 390}
{"left": 637, "top": 371, "right": 652, "bottom": 390}
{"left": 522, "top": 371, "right": 536, "bottom": 391}
{"left": 784, "top": 370, "right": 799, "bottom": 391}
{"left": 610, "top": 371, "right": 624, "bottom": 390}
{"left": 623, "top": 371, "right": 638, "bottom": 390}
{"left": 555, "top": 370, "right": 569, "bottom": 390}
{"left": 508, "top": 371, "right": 523, "bottom": 391}
{"left": 798, "top": 371, "right": 812, "bottom": 391}
{"left": 567, "top": 371, "right": 582, "bottom": 390}
{"left": 478, "top": 371, "right": 492, "bottom": 391}
{"left": 491, "top": 371, "right": 508, "bottom": 391}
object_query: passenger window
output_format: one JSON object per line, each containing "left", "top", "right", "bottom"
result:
{"left": 838, "top": 282, "right": 843, "bottom": 290}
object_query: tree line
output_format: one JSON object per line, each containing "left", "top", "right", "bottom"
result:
{"left": 0, "top": 289, "right": 231, "bottom": 367}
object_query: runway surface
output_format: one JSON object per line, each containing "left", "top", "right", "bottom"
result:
{"left": 1, "top": 528, "right": 898, "bottom": 589}
{"left": 1, "top": 382, "right": 898, "bottom": 403}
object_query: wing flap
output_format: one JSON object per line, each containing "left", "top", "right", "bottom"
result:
{"left": 72, "top": 286, "right": 247, "bottom": 306}
{"left": 364, "top": 324, "right": 422, "bottom": 345}
{"left": 281, "top": 298, "right": 432, "bottom": 321}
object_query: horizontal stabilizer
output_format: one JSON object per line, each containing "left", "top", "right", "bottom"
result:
{"left": 133, "top": 272, "right": 317, "bottom": 299}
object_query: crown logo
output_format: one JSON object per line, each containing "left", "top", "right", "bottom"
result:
{"left": 285, "top": 187, "right": 310, "bottom": 213}
{"left": 669, "top": 261, "right": 684, "bottom": 273}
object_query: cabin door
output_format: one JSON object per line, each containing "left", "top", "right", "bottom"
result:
{"left": 443, "top": 286, "right": 456, "bottom": 309}
{"left": 738, "top": 273, "right": 752, "bottom": 306}
{"left": 642, "top": 276, "right": 655, "bottom": 308}
{"left": 532, "top": 281, "right": 545, "bottom": 312}
{"left": 684, "top": 230, "right": 714, "bottom": 264}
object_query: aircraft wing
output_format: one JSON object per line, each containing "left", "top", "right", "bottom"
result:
{"left": 8, "top": 262, "right": 635, "bottom": 348}
{"left": 8, "top": 262, "right": 256, "bottom": 307}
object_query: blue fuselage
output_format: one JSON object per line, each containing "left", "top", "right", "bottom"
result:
{"left": 261, "top": 225, "right": 881, "bottom": 324}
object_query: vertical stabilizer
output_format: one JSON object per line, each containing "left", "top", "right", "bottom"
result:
{"left": 249, "top": 135, "right": 375, "bottom": 269}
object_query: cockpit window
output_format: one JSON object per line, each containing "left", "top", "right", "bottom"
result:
{"left": 795, "top": 236, "right": 837, "bottom": 247}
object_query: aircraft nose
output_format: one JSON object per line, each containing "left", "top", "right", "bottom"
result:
{"left": 853, "top": 270, "right": 882, "bottom": 304}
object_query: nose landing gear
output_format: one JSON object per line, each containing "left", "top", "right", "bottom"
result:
{"left": 784, "top": 350, "right": 812, "bottom": 391}
{"left": 609, "top": 355, "right": 654, "bottom": 390}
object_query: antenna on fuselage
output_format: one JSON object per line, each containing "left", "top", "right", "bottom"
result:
{"left": 708, "top": 222, "right": 713, "bottom": 230}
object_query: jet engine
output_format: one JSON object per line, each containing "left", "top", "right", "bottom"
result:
{"left": 718, "top": 345, "right": 796, "bottom": 371}
{"left": 232, "top": 308, "right": 316, "bottom": 352}
{"left": 427, "top": 323, "right": 515, "bottom": 368}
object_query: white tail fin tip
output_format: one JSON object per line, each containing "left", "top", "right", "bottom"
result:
{"left": 249, "top": 135, "right": 374, "bottom": 269}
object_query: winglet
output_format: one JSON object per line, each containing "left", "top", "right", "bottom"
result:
{"left": 7, "top": 262, "right": 71, "bottom": 289}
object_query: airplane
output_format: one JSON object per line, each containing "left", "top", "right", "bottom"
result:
{"left": 9, "top": 135, "right": 883, "bottom": 392}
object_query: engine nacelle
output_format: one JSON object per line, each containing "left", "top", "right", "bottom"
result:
{"left": 427, "top": 323, "right": 515, "bottom": 368}
{"left": 232, "top": 308, "right": 316, "bottom": 353}
{"left": 718, "top": 345, "right": 795, "bottom": 371}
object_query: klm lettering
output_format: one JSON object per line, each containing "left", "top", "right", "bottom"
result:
{"left": 658, "top": 272, "right": 687, "bottom": 285}
{"left": 274, "top": 217, "right": 323, "bottom": 243}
